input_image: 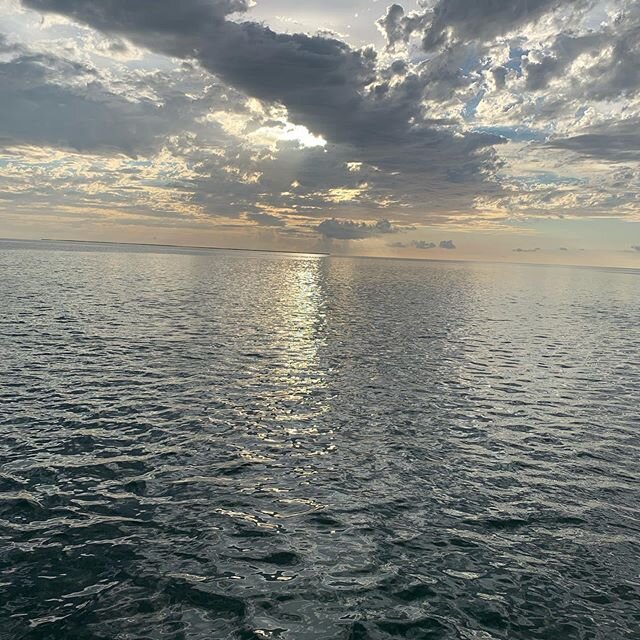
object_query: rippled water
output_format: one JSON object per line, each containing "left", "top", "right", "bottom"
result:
{"left": 1, "top": 240, "right": 639, "bottom": 639}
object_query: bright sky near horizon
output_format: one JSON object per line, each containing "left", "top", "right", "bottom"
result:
{"left": 1, "top": 0, "right": 640, "bottom": 266}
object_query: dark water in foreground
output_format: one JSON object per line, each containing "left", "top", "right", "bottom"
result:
{"left": 1, "top": 240, "right": 639, "bottom": 640}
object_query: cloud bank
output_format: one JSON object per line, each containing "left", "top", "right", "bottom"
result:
{"left": 0, "top": 0, "right": 637, "bottom": 252}
{"left": 318, "top": 218, "right": 397, "bottom": 240}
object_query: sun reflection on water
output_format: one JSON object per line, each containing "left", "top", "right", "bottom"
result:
{"left": 266, "top": 256, "right": 328, "bottom": 410}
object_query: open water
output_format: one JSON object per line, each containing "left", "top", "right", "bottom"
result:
{"left": 1, "top": 240, "right": 639, "bottom": 639}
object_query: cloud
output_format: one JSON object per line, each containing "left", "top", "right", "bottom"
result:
{"left": 5, "top": 0, "right": 640, "bottom": 238}
{"left": 523, "top": 32, "right": 602, "bottom": 92}
{"left": 513, "top": 247, "right": 541, "bottom": 253}
{"left": 388, "top": 239, "right": 457, "bottom": 250}
{"left": 0, "top": 53, "right": 163, "bottom": 155}
{"left": 20, "top": 0, "right": 377, "bottom": 148}
{"left": 632, "top": 246, "right": 640, "bottom": 252}
{"left": 19, "top": 0, "right": 505, "bottom": 212}
{"left": 377, "top": 4, "right": 431, "bottom": 50}
{"left": 379, "top": 0, "right": 588, "bottom": 50}
{"left": 491, "top": 66, "right": 508, "bottom": 90}
{"left": 23, "top": 0, "right": 251, "bottom": 30}
{"left": 0, "top": 35, "right": 244, "bottom": 157}
{"left": 549, "top": 118, "right": 640, "bottom": 163}
{"left": 414, "top": 240, "right": 437, "bottom": 250}
{"left": 426, "top": 0, "right": 568, "bottom": 48}
{"left": 246, "top": 212, "right": 286, "bottom": 227}
{"left": 317, "top": 218, "right": 397, "bottom": 240}
{"left": 522, "top": 20, "right": 640, "bottom": 99}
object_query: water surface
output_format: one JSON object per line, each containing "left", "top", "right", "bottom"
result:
{"left": 1, "top": 240, "right": 639, "bottom": 639}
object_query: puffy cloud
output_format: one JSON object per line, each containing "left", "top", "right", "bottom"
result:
{"left": 379, "top": 0, "right": 588, "bottom": 51}
{"left": 523, "top": 32, "right": 602, "bottom": 92}
{"left": 388, "top": 239, "right": 456, "bottom": 250}
{"left": 377, "top": 4, "right": 431, "bottom": 50}
{"left": 317, "top": 218, "right": 397, "bottom": 240}
{"left": 0, "top": 35, "right": 244, "bottom": 157}
{"left": 414, "top": 240, "right": 437, "bottom": 250}
{"left": 424, "top": 0, "right": 588, "bottom": 49}
{"left": 522, "top": 21, "right": 640, "bottom": 99}
{"left": 0, "top": 51, "right": 163, "bottom": 155}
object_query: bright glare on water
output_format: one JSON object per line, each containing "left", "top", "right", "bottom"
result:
{"left": 1, "top": 240, "right": 639, "bottom": 639}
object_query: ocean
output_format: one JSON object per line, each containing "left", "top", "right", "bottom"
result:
{"left": 1, "top": 240, "right": 639, "bottom": 639}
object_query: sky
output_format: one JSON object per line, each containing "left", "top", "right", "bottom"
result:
{"left": 1, "top": 0, "right": 639, "bottom": 266}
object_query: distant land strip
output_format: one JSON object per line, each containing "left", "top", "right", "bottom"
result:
{"left": 39, "top": 238, "right": 329, "bottom": 257}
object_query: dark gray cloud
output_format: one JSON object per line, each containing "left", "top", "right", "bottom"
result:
{"left": 523, "top": 22, "right": 640, "bottom": 98}
{"left": 318, "top": 218, "right": 397, "bottom": 240}
{"left": 582, "top": 39, "right": 640, "bottom": 101}
{"left": 549, "top": 118, "right": 640, "bottom": 163}
{"left": 524, "top": 56, "right": 564, "bottom": 92}
{"left": 0, "top": 35, "right": 241, "bottom": 156}
{"left": 0, "top": 49, "right": 162, "bottom": 155}
{"left": 491, "top": 66, "right": 508, "bottom": 90}
{"left": 23, "top": 0, "right": 251, "bottom": 31}
{"left": 523, "top": 32, "right": 602, "bottom": 92}
{"left": 21, "top": 0, "right": 376, "bottom": 146}
{"left": 439, "top": 240, "right": 456, "bottom": 249}
{"left": 20, "top": 0, "right": 502, "bottom": 184}
{"left": 379, "top": 0, "right": 587, "bottom": 50}
{"left": 425, "top": 0, "right": 587, "bottom": 49}
{"left": 377, "top": 4, "right": 431, "bottom": 50}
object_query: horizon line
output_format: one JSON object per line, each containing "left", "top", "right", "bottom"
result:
{"left": 0, "top": 237, "right": 638, "bottom": 274}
